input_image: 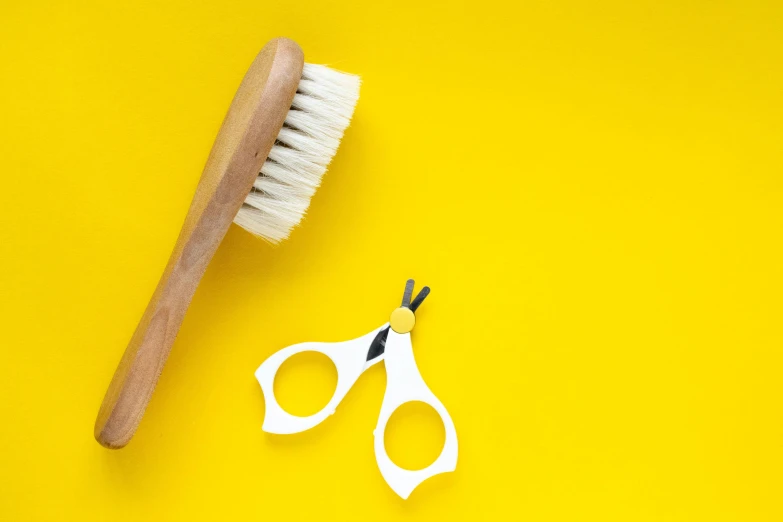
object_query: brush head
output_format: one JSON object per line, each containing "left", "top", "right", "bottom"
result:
{"left": 233, "top": 63, "right": 360, "bottom": 243}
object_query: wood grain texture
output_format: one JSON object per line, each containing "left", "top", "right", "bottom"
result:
{"left": 94, "top": 38, "right": 304, "bottom": 448}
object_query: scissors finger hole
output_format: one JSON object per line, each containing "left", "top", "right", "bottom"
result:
{"left": 383, "top": 401, "right": 446, "bottom": 471}
{"left": 273, "top": 351, "right": 337, "bottom": 417}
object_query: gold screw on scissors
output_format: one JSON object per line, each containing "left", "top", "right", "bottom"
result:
{"left": 390, "top": 279, "right": 430, "bottom": 334}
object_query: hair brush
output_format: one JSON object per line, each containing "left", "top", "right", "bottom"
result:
{"left": 95, "top": 37, "right": 360, "bottom": 448}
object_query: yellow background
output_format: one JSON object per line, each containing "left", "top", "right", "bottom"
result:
{"left": 1, "top": 1, "right": 782, "bottom": 520}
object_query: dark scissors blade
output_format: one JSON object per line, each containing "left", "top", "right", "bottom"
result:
{"left": 409, "top": 286, "right": 430, "bottom": 312}
{"left": 365, "top": 280, "right": 432, "bottom": 363}
{"left": 366, "top": 326, "right": 390, "bottom": 362}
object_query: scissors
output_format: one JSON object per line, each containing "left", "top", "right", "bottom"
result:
{"left": 255, "top": 279, "right": 458, "bottom": 499}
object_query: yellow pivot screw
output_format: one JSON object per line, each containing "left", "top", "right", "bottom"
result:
{"left": 390, "top": 307, "right": 416, "bottom": 334}
{"left": 389, "top": 279, "right": 429, "bottom": 334}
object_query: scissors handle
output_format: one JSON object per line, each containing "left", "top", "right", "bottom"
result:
{"left": 373, "top": 330, "right": 458, "bottom": 499}
{"left": 255, "top": 325, "right": 386, "bottom": 434}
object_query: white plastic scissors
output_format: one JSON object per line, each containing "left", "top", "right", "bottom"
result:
{"left": 255, "top": 280, "right": 458, "bottom": 499}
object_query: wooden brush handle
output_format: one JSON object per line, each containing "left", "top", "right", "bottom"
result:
{"left": 95, "top": 38, "right": 304, "bottom": 448}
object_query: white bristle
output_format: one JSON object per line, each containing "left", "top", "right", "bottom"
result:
{"left": 233, "top": 63, "right": 361, "bottom": 243}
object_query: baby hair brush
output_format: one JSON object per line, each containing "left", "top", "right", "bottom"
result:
{"left": 95, "top": 38, "right": 360, "bottom": 448}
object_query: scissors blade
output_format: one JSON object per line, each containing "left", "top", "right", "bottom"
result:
{"left": 366, "top": 326, "right": 390, "bottom": 363}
